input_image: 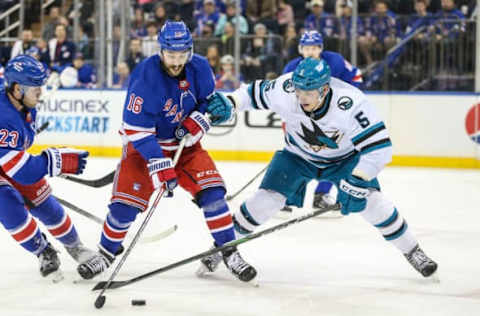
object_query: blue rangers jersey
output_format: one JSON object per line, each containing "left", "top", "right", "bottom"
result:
{"left": 119, "top": 54, "right": 215, "bottom": 161}
{"left": 283, "top": 51, "right": 363, "bottom": 88}
{"left": 0, "top": 92, "right": 49, "bottom": 184}
{"left": 229, "top": 74, "right": 392, "bottom": 180}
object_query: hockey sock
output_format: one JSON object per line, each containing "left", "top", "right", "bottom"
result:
{"left": 233, "top": 189, "right": 286, "bottom": 237}
{"left": 198, "top": 188, "right": 235, "bottom": 246}
{"left": 99, "top": 202, "right": 139, "bottom": 256}
{"left": 30, "top": 196, "right": 79, "bottom": 247}
{"left": 361, "top": 191, "right": 417, "bottom": 254}
{"left": 0, "top": 186, "right": 47, "bottom": 255}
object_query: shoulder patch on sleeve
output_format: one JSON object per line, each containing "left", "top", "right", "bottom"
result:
{"left": 282, "top": 78, "right": 295, "bottom": 93}
{"left": 337, "top": 96, "right": 353, "bottom": 110}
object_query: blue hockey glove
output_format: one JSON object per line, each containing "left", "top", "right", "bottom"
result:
{"left": 175, "top": 111, "right": 210, "bottom": 147}
{"left": 206, "top": 92, "right": 234, "bottom": 125}
{"left": 337, "top": 175, "right": 370, "bottom": 215}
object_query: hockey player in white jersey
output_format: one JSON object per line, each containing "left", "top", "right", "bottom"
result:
{"left": 201, "top": 58, "right": 438, "bottom": 278}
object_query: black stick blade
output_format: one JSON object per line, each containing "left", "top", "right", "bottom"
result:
{"left": 94, "top": 295, "right": 106, "bottom": 309}
{"left": 92, "top": 281, "right": 128, "bottom": 291}
{"left": 64, "top": 171, "right": 115, "bottom": 188}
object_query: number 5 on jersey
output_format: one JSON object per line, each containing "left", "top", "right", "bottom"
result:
{"left": 127, "top": 93, "right": 143, "bottom": 114}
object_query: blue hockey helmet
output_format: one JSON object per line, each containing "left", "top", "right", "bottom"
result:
{"left": 292, "top": 58, "right": 331, "bottom": 91}
{"left": 158, "top": 20, "right": 193, "bottom": 61}
{"left": 4, "top": 54, "right": 47, "bottom": 88}
{"left": 299, "top": 30, "right": 324, "bottom": 47}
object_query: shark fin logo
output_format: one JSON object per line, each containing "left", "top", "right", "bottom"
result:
{"left": 297, "top": 121, "right": 342, "bottom": 152}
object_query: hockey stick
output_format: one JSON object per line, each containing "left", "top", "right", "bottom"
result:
{"left": 35, "top": 121, "right": 50, "bottom": 134}
{"left": 94, "top": 137, "right": 187, "bottom": 309}
{"left": 92, "top": 202, "right": 341, "bottom": 291}
{"left": 226, "top": 165, "right": 268, "bottom": 201}
{"left": 54, "top": 195, "right": 178, "bottom": 244}
{"left": 60, "top": 171, "right": 115, "bottom": 188}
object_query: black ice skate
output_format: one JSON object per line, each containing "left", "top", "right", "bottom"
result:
{"left": 38, "top": 243, "right": 61, "bottom": 277}
{"left": 405, "top": 245, "right": 438, "bottom": 277}
{"left": 196, "top": 244, "right": 223, "bottom": 277}
{"left": 222, "top": 246, "right": 257, "bottom": 283}
{"left": 313, "top": 192, "right": 342, "bottom": 218}
{"left": 65, "top": 243, "right": 98, "bottom": 263}
{"left": 77, "top": 250, "right": 114, "bottom": 280}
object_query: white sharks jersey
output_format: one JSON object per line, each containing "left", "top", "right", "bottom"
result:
{"left": 230, "top": 74, "right": 392, "bottom": 180}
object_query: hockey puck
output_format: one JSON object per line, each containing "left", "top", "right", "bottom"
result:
{"left": 131, "top": 299, "right": 146, "bottom": 306}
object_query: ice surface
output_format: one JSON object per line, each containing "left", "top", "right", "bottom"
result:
{"left": 0, "top": 158, "right": 479, "bottom": 315}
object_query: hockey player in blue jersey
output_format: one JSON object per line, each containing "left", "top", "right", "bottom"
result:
{"left": 0, "top": 55, "right": 94, "bottom": 279}
{"left": 284, "top": 30, "right": 363, "bottom": 212}
{"left": 76, "top": 21, "right": 257, "bottom": 283}
{"left": 205, "top": 58, "right": 438, "bottom": 279}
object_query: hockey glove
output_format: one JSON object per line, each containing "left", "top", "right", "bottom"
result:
{"left": 175, "top": 111, "right": 210, "bottom": 147}
{"left": 337, "top": 175, "right": 370, "bottom": 215}
{"left": 206, "top": 92, "right": 234, "bottom": 125}
{"left": 147, "top": 158, "right": 177, "bottom": 196}
{"left": 43, "top": 147, "right": 89, "bottom": 177}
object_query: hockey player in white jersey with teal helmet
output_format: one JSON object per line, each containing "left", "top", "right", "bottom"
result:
{"left": 203, "top": 57, "right": 438, "bottom": 279}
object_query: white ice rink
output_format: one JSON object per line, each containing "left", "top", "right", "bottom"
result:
{"left": 0, "top": 158, "right": 479, "bottom": 316}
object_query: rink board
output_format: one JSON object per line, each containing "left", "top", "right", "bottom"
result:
{"left": 29, "top": 89, "right": 480, "bottom": 168}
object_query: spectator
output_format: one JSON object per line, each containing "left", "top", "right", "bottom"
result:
{"left": 220, "top": 22, "right": 236, "bottom": 56}
{"left": 215, "top": 54, "right": 241, "bottom": 90}
{"left": 35, "top": 39, "right": 51, "bottom": 68}
{"left": 206, "top": 44, "right": 220, "bottom": 74}
{"left": 126, "top": 38, "right": 145, "bottom": 72}
{"left": 131, "top": 7, "right": 147, "bottom": 38}
{"left": 304, "top": 0, "right": 340, "bottom": 39}
{"left": 361, "top": 0, "right": 399, "bottom": 65}
{"left": 194, "top": 21, "right": 218, "bottom": 56}
{"left": 180, "top": 0, "right": 196, "bottom": 30}
{"left": 246, "top": 0, "right": 278, "bottom": 32}
{"left": 277, "top": 0, "right": 294, "bottom": 35}
{"left": 10, "top": 29, "right": 35, "bottom": 59}
{"left": 214, "top": 2, "right": 249, "bottom": 36}
{"left": 42, "top": 6, "right": 61, "bottom": 41}
{"left": 283, "top": 24, "right": 300, "bottom": 61}
{"left": 434, "top": 0, "right": 466, "bottom": 39}
{"left": 77, "top": 25, "right": 93, "bottom": 60}
{"left": 71, "top": 52, "right": 96, "bottom": 88}
{"left": 194, "top": 0, "right": 227, "bottom": 14}
{"left": 338, "top": 0, "right": 367, "bottom": 56}
{"left": 242, "top": 23, "right": 280, "bottom": 81}
{"left": 48, "top": 24, "right": 76, "bottom": 72}
{"left": 113, "top": 61, "right": 131, "bottom": 89}
{"left": 25, "top": 47, "right": 50, "bottom": 73}
{"left": 153, "top": 3, "right": 167, "bottom": 29}
{"left": 405, "top": 0, "right": 435, "bottom": 38}
{"left": 142, "top": 21, "right": 159, "bottom": 57}
{"left": 194, "top": 0, "right": 221, "bottom": 37}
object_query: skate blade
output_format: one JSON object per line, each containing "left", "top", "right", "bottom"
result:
{"left": 427, "top": 271, "right": 440, "bottom": 283}
{"left": 50, "top": 270, "right": 65, "bottom": 283}
{"left": 195, "top": 265, "right": 209, "bottom": 278}
{"left": 249, "top": 276, "right": 260, "bottom": 288}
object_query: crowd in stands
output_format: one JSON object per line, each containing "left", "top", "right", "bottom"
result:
{"left": 0, "top": 0, "right": 477, "bottom": 90}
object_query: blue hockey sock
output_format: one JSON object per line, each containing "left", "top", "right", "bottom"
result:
{"left": 30, "top": 196, "right": 79, "bottom": 247}
{"left": 198, "top": 188, "right": 235, "bottom": 246}
{"left": 315, "top": 180, "right": 333, "bottom": 194}
{"left": 0, "top": 186, "right": 47, "bottom": 255}
{"left": 100, "top": 202, "right": 139, "bottom": 256}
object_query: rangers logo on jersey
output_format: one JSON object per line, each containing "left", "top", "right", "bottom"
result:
{"left": 297, "top": 121, "right": 342, "bottom": 152}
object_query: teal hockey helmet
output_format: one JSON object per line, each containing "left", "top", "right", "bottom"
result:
{"left": 292, "top": 57, "right": 331, "bottom": 91}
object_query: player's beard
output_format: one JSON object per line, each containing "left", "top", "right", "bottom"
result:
{"left": 166, "top": 64, "right": 185, "bottom": 77}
